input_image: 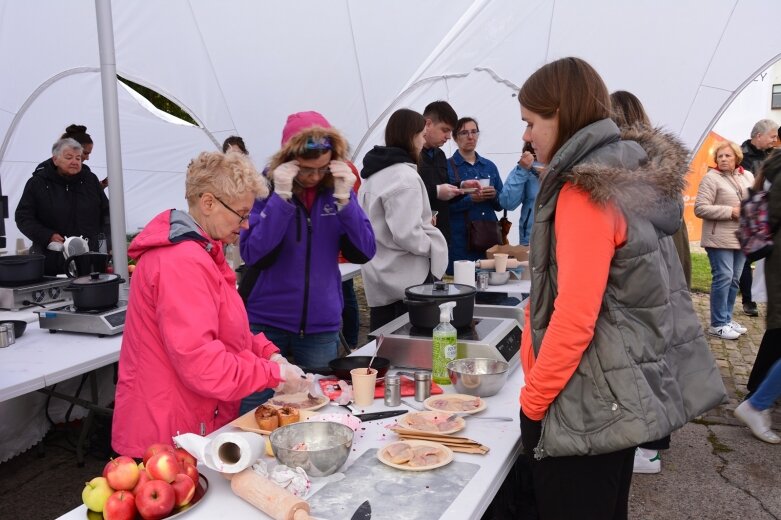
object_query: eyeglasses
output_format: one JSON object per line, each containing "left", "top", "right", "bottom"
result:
{"left": 457, "top": 130, "right": 480, "bottom": 138}
{"left": 214, "top": 196, "right": 249, "bottom": 225}
{"left": 298, "top": 166, "right": 331, "bottom": 177}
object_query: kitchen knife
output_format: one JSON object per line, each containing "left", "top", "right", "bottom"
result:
{"left": 353, "top": 410, "right": 407, "bottom": 422}
{"left": 351, "top": 500, "right": 372, "bottom": 520}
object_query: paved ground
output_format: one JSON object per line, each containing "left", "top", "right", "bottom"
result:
{"left": 0, "top": 290, "right": 778, "bottom": 520}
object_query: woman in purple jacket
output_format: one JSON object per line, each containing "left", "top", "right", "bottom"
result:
{"left": 240, "top": 112, "right": 376, "bottom": 374}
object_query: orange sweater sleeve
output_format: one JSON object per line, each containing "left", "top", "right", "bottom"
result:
{"left": 520, "top": 183, "right": 627, "bottom": 420}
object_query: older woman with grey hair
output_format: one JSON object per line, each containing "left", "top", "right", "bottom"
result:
{"left": 15, "top": 137, "right": 110, "bottom": 275}
{"left": 112, "top": 151, "right": 309, "bottom": 457}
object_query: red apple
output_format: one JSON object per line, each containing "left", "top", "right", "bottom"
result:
{"left": 145, "top": 451, "right": 181, "bottom": 483}
{"left": 143, "top": 443, "right": 175, "bottom": 466}
{"left": 174, "top": 447, "right": 197, "bottom": 468}
{"left": 132, "top": 470, "right": 151, "bottom": 496}
{"left": 181, "top": 462, "right": 199, "bottom": 486}
{"left": 103, "top": 490, "right": 136, "bottom": 520}
{"left": 171, "top": 474, "right": 196, "bottom": 507}
{"left": 103, "top": 456, "right": 140, "bottom": 491}
{"left": 135, "top": 480, "right": 175, "bottom": 520}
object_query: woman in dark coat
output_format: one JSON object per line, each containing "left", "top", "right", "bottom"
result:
{"left": 15, "top": 137, "right": 110, "bottom": 275}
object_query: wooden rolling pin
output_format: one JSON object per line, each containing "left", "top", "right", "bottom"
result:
{"left": 475, "top": 258, "right": 522, "bottom": 270}
{"left": 225, "top": 469, "right": 312, "bottom": 520}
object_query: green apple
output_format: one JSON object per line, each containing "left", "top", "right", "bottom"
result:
{"left": 82, "top": 476, "right": 113, "bottom": 512}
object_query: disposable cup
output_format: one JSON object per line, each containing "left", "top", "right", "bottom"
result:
{"left": 493, "top": 253, "right": 509, "bottom": 273}
{"left": 350, "top": 368, "right": 378, "bottom": 406}
{"left": 477, "top": 178, "right": 490, "bottom": 187}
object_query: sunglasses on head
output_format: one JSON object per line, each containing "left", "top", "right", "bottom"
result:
{"left": 304, "top": 136, "right": 332, "bottom": 151}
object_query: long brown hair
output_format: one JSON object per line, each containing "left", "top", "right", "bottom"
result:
{"left": 610, "top": 90, "right": 651, "bottom": 128}
{"left": 385, "top": 109, "right": 425, "bottom": 162}
{"left": 519, "top": 57, "right": 611, "bottom": 159}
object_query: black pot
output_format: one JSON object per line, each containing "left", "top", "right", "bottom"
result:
{"left": 404, "top": 281, "right": 476, "bottom": 329}
{"left": 65, "top": 253, "right": 110, "bottom": 278}
{"left": 0, "top": 255, "right": 45, "bottom": 286}
{"left": 65, "top": 273, "right": 124, "bottom": 311}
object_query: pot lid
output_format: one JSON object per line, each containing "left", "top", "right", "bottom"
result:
{"left": 70, "top": 272, "right": 122, "bottom": 285}
{"left": 405, "top": 280, "right": 476, "bottom": 297}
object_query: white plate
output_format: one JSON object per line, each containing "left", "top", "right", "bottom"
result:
{"left": 378, "top": 440, "right": 454, "bottom": 471}
{"left": 423, "top": 394, "right": 486, "bottom": 414}
{"left": 230, "top": 407, "right": 320, "bottom": 435}
{"left": 397, "top": 411, "right": 465, "bottom": 435}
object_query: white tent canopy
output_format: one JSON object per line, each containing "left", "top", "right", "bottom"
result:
{"left": 1, "top": 0, "right": 780, "bottom": 250}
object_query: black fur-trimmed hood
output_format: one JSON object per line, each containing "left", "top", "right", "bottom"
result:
{"left": 542, "top": 119, "right": 690, "bottom": 236}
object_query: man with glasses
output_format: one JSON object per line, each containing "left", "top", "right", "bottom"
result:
{"left": 418, "top": 100, "right": 463, "bottom": 243}
{"left": 238, "top": 112, "right": 375, "bottom": 414}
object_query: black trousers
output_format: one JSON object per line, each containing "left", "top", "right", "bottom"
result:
{"left": 521, "top": 410, "right": 634, "bottom": 520}
{"left": 747, "top": 328, "right": 781, "bottom": 396}
{"left": 739, "top": 261, "right": 754, "bottom": 304}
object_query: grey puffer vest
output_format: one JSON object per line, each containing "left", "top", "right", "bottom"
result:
{"left": 528, "top": 119, "right": 726, "bottom": 458}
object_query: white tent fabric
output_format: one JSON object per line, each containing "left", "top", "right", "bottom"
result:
{"left": 1, "top": 0, "right": 780, "bottom": 249}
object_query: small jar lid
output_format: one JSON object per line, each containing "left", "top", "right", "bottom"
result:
{"left": 414, "top": 371, "right": 431, "bottom": 381}
{"left": 385, "top": 374, "right": 400, "bottom": 384}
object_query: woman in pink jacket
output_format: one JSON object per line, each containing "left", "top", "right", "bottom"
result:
{"left": 112, "top": 151, "right": 308, "bottom": 458}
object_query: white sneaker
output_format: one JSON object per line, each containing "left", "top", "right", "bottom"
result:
{"left": 729, "top": 321, "right": 747, "bottom": 334}
{"left": 734, "top": 400, "right": 781, "bottom": 444}
{"left": 708, "top": 325, "right": 740, "bottom": 340}
{"left": 633, "top": 447, "right": 661, "bottom": 474}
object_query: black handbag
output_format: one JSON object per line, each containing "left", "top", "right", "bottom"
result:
{"left": 450, "top": 159, "right": 502, "bottom": 253}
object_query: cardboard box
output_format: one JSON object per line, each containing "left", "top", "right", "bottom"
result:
{"left": 485, "top": 244, "right": 529, "bottom": 262}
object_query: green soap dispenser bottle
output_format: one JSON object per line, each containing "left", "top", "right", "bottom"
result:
{"left": 432, "top": 301, "right": 457, "bottom": 385}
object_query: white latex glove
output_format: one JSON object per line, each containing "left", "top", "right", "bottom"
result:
{"left": 273, "top": 161, "right": 298, "bottom": 199}
{"left": 274, "top": 363, "right": 308, "bottom": 394}
{"left": 436, "top": 183, "right": 462, "bottom": 201}
{"left": 330, "top": 160, "right": 355, "bottom": 201}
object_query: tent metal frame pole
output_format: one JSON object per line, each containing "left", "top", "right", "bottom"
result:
{"left": 95, "top": 0, "right": 128, "bottom": 284}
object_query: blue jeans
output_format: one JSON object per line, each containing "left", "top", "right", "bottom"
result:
{"left": 749, "top": 358, "right": 781, "bottom": 411}
{"left": 705, "top": 248, "right": 746, "bottom": 327}
{"left": 239, "top": 324, "right": 339, "bottom": 415}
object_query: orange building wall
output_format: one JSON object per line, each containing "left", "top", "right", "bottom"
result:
{"left": 684, "top": 131, "right": 723, "bottom": 242}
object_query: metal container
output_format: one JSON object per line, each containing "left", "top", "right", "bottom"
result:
{"left": 64, "top": 272, "right": 124, "bottom": 311}
{"left": 0, "top": 325, "right": 10, "bottom": 348}
{"left": 476, "top": 272, "right": 489, "bottom": 291}
{"left": 414, "top": 371, "right": 431, "bottom": 401}
{"left": 384, "top": 374, "right": 401, "bottom": 406}
{"left": 403, "top": 281, "right": 476, "bottom": 329}
{"left": 269, "top": 421, "right": 354, "bottom": 477}
{"left": 447, "top": 358, "right": 510, "bottom": 397}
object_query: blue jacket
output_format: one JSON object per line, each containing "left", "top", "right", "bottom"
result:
{"left": 240, "top": 190, "right": 375, "bottom": 334}
{"left": 446, "top": 151, "right": 503, "bottom": 271}
{"left": 498, "top": 164, "right": 540, "bottom": 246}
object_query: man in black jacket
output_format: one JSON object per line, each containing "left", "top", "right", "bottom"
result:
{"left": 739, "top": 118, "right": 779, "bottom": 316}
{"left": 419, "top": 101, "right": 462, "bottom": 243}
{"left": 15, "top": 138, "right": 110, "bottom": 275}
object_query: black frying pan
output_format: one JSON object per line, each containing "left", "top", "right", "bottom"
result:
{"left": 304, "top": 356, "right": 390, "bottom": 381}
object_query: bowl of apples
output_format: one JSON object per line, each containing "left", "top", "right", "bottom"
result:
{"left": 82, "top": 443, "right": 208, "bottom": 520}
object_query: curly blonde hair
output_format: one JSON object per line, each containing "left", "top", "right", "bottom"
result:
{"left": 185, "top": 151, "right": 268, "bottom": 206}
{"left": 267, "top": 126, "right": 349, "bottom": 194}
{"left": 711, "top": 140, "right": 744, "bottom": 168}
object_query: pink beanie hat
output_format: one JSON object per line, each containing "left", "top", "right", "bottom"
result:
{"left": 281, "top": 111, "right": 332, "bottom": 146}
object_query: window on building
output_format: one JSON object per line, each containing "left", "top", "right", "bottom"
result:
{"left": 773, "top": 84, "right": 781, "bottom": 110}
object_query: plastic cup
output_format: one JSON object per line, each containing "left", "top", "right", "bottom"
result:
{"left": 477, "top": 178, "right": 490, "bottom": 187}
{"left": 493, "top": 253, "right": 509, "bottom": 273}
{"left": 350, "top": 368, "right": 378, "bottom": 406}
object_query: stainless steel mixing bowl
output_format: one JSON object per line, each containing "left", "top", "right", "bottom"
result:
{"left": 269, "top": 421, "right": 354, "bottom": 476}
{"left": 447, "top": 358, "right": 510, "bottom": 397}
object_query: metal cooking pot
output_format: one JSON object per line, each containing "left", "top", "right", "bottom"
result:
{"left": 404, "top": 281, "right": 476, "bottom": 329}
{"left": 64, "top": 272, "right": 124, "bottom": 311}
{"left": 0, "top": 254, "right": 45, "bottom": 286}
{"left": 65, "top": 252, "right": 109, "bottom": 278}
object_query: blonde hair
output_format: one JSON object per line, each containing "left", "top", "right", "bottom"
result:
{"left": 267, "top": 126, "right": 349, "bottom": 194}
{"left": 185, "top": 151, "right": 268, "bottom": 206}
{"left": 711, "top": 140, "right": 744, "bottom": 167}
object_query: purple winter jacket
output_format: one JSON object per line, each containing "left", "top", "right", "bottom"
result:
{"left": 240, "top": 190, "right": 375, "bottom": 334}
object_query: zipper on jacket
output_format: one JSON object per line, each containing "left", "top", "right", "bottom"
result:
{"left": 533, "top": 414, "right": 549, "bottom": 461}
{"left": 299, "top": 214, "right": 313, "bottom": 337}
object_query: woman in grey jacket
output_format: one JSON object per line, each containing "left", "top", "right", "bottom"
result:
{"left": 517, "top": 57, "right": 725, "bottom": 520}
{"left": 694, "top": 141, "right": 754, "bottom": 340}
{"left": 359, "top": 109, "right": 448, "bottom": 330}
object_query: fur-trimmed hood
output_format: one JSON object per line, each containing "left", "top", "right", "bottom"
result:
{"left": 541, "top": 119, "right": 690, "bottom": 236}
